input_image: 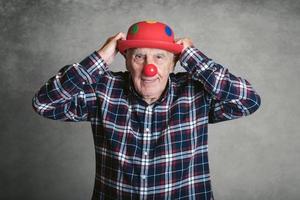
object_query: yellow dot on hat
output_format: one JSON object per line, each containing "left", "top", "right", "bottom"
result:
{"left": 145, "top": 20, "right": 157, "bottom": 24}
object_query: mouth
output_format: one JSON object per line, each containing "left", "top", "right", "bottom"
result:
{"left": 141, "top": 77, "right": 158, "bottom": 84}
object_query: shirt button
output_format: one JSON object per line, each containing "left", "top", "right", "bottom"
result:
{"left": 79, "top": 91, "right": 84, "bottom": 95}
{"left": 144, "top": 151, "right": 148, "bottom": 156}
{"left": 82, "top": 81, "right": 86, "bottom": 85}
{"left": 145, "top": 128, "right": 150, "bottom": 133}
{"left": 141, "top": 175, "right": 146, "bottom": 179}
{"left": 147, "top": 106, "right": 152, "bottom": 112}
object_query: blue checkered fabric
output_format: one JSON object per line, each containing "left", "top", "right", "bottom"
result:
{"left": 32, "top": 47, "right": 261, "bottom": 200}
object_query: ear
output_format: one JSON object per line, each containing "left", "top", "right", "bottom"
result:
{"left": 174, "top": 53, "right": 180, "bottom": 63}
{"left": 125, "top": 52, "right": 131, "bottom": 71}
{"left": 171, "top": 53, "right": 180, "bottom": 71}
{"left": 120, "top": 50, "right": 127, "bottom": 58}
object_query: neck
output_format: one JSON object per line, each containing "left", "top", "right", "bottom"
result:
{"left": 143, "top": 96, "right": 159, "bottom": 105}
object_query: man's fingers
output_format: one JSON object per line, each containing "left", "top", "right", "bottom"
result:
{"left": 175, "top": 38, "right": 183, "bottom": 44}
{"left": 114, "top": 32, "right": 126, "bottom": 41}
{"left": 97, "top": 32, "right": 127, "bottom": 65}
{"left": 175, "top": 38, "right": 192, "bottom": 44}
{"left": 175, "top": 37, "right": 194, "bottom": 52}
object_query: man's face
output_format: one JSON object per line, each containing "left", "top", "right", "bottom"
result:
{"left": 125, "top": 48, "right": 175, "bottom": 103}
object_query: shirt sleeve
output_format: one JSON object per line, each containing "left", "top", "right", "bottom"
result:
{"left": 32, "top": 51, "right": 108, "bottom": 122}
{"left": 180, "top": 47, "right": 261, "bottom": 123}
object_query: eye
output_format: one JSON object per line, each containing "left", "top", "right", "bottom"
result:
{"left": 135, "top": 54, "right": 145, "bottom": 59}
{"left": 155, "top": 54, "right": 165, "bottom": 60}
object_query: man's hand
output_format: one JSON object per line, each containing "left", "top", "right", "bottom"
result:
{"left": 173, "top": 38, "right": 194, "bottom": 63}
{"left": 175, "top": 38, "right": 194, "bottom": 53}
{"left": 97, "top": 32, "right": 126, "bottom": 65}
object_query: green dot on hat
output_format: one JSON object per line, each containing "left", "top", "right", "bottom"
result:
{"left": 130, "top": 24, "right": 139, "bottom": 34}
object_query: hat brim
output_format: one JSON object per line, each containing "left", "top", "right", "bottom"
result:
{"left": 117, "top": 40, "right": 183, "bottom": 55}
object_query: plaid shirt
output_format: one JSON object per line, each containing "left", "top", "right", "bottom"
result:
{"left": 32, "top": 47, "right": 261, "bottom": 200}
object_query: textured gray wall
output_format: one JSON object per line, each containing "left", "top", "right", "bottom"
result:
{"left": 1, "top": 0, "right": 299, "bottom": 199}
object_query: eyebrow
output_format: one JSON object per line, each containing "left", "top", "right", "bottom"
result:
{"left": 130, "top": 49, "right": 174, "bottom": 59}
{"left": 133, "top": 51, "right": 167, "bottom": 56}
{"left": 155, "top": 53, "right": 166, "bottom": 57}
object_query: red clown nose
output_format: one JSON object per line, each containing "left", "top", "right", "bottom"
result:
{"left": 143, "top": 64, "right": 158, "bottom": 77}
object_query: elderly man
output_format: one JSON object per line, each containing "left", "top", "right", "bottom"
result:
{"left": 32, "top": 21, "right": 261, "bottom": 200}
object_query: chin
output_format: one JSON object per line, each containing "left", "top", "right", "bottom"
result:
{"left": 142, "top": 90, "right": 159, "bottom": 98}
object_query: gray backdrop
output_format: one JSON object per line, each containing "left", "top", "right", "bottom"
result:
{"left": 1, "top": 0, "right": 299, "bottom": 199}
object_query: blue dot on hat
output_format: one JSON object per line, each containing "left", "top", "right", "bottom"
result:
{"left": 165, "top": 26, "right": 172, "bottom": 36}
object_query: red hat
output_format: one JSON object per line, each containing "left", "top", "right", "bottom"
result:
{"left": 117, "top": 20, "right": 183, "bottom": 54}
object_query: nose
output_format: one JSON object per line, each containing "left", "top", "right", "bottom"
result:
{"left": 145, "top": 55, "right": 154, "bottom": 66}
{"left": 143, "top": 64, "right": 158, "bottom": 77}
